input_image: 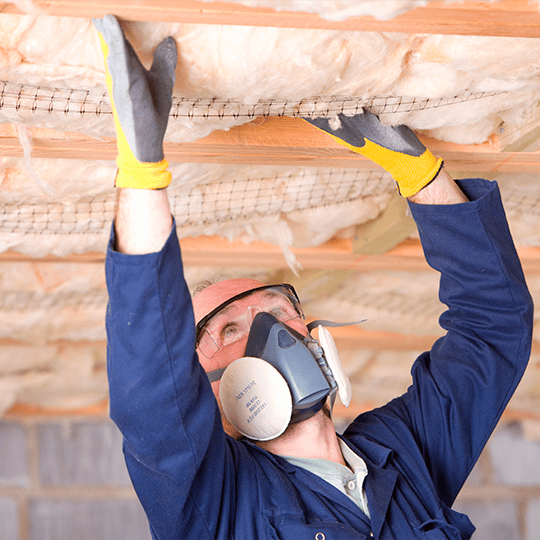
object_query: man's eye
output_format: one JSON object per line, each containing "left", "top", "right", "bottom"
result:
{"left": 220, "top": 323, "right": 241, "bottom": 344}
{"left": 270, "top": 306, "right": 296, "bottom": 320}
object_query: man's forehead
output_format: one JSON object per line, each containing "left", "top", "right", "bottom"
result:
{"left": 193, "top": 278, "right": 266, "bottom": 324}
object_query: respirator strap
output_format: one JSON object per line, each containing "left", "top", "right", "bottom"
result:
{"left": 307, "top": 319, "right": 366, "bottom": 332}
{"left": 328, "top": 387, "right": 337, "bottom": 414}
{"left": 207, "top": 367, "right": 226, "bottom": 383}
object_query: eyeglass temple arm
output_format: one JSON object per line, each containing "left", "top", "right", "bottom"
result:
{"left": 306, "top": 318, "right": 366, "bottom": 332}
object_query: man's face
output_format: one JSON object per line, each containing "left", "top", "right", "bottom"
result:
{"left": 194, "top": 281, "right": 308, "bottom": 438}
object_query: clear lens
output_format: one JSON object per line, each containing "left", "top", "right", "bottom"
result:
{"left": 197, "top": 285, "right": 303, "bottom": 359}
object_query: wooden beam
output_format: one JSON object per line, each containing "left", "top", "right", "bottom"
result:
{"left": 1, "top": 117, "right": 538, "bottom": 173}
{"left": 5, "top": 400, "right": 109, "bottom": 418}
{"left": 0, "top": 251, "right": 108, "bottom": 263}
{"left": 3, "top": 237, "right": 540, "bottom": 274}
{"left": 179, "top": 236, "right": 433, "bottom": 271}
{"left": 8, "top": 392, "right": 539, "bottom": 421}
{"left": 3, "top": 0, "right": 540, "bottom": 38}
{"left": 0, "top": 328, "right": 438, "bottom": 352}
{"left": 333, "top": 399, "right": 540, "bottom": 422}
{"left": 8, "top": 395, "right": 540, "bottom": 422}
{"left": 0, "top": 237, "right": 432, "bottom": 270}
{"left": 314, "top": 325, "right": 441, "bottom": 351}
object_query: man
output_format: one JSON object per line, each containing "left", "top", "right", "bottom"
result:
{"left": 96, "top": 15, "right": 533, "bottom": 539}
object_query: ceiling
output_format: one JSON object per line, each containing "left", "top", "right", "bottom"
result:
{"left": 0, "top": 0, "right": 539, "bottom": 439}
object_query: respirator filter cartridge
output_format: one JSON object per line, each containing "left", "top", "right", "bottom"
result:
{"left": 219, "top": 356, "right": 293, "bottom": 441}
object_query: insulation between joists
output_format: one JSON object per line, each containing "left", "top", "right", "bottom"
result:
{"left": 1, "top": 5, "right": 540, "bottom": 429}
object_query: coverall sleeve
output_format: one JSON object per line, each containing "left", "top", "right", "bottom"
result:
{"left": 401, "top": 178, "right": 533, "bottom": 505}
{"left": 105, "top": 223, "right": 238, "bottom": 539}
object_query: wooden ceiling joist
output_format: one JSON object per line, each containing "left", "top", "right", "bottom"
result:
{"left": 0, "top": 117, "right": 535, "bottom": 173}
{"left": 0, "top": 329, "right": 439, "bottom": 353}
{"left": 180, "top": 236, "right": 434, "bottom": 271}
{"left": 0, "top": 238, "right": 432, "bottom": 270}
{"left": 2, "top": 0, "right": 540, "bottom": 38}
{"left": 3, "top": 237, "right": 540, "bottom": 276}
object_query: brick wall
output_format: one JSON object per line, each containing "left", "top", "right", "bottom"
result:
{"left": 1, "top": 417, "right": 539, "bottom": 539}
{"left": 454, "top": 423, "right": 540, "bottom": 540}
{"left": 0, "top": 418, "right": 150, "bottom": 540}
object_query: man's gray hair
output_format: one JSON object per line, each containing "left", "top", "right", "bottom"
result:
{"left": 192, "top": 276, "right": 231, "bottom": 298}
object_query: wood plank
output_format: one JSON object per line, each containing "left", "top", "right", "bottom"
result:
{"left": 3, "top": 237, "right": 540, "bottom": 274}
{"left": 0, "top": 237, "right": 433, "bottom": 271}
{"left": 180, "top": 237, "right": 433, "bottom": 271}
{"left": 0, "top": 251, "right": 108, "bottom": 263}
{"left": 333, "top": 399, "right": 540, "bottom": 422}
{"left": 2, "top": 116, "right": 539, "bottom": 172}
{"left": 3, "top": 0, "right": 540, "bottom": 38}
{"left": 1, "top": 330, "right": 538, "bottom": 355}
{"left": 8, "top": 396, "right": 539, "bottom": 422}
{"left": 314, "top": 325, "right": 440, "bottom": 351}
{"left": 5, "top": 400, "right": 109, "bottom": 418}
{"left": 8, "top": 394, "right": 539, "bottom": 421}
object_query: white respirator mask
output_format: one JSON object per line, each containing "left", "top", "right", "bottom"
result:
{"left": 207, "top": 311, "right": 352, "bottom": 441}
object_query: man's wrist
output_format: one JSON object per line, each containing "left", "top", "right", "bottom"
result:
{"left": 407, "top": 168, "right": 469, "bottom": 205}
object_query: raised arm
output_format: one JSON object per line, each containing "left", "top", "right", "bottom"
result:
{"left": 93, "top": 15, "right": 175, "bottom": 254}
{"left": 95, "top": 17, "right": 237, "bottom": 539}
{"left": 308, "top": 110, "right": 533, "bottom": 507}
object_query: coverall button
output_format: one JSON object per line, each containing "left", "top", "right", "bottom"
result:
{"left": 315, "top": 533, "right": 325, "bottom": 540}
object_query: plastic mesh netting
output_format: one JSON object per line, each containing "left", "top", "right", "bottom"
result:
{"left": 503, "top": 188, "right": 540, "bottom": 216}
{"left": 0, "top": 168, "right": 392, "bottom": 236}
{"left": 0, "top": 81, "right": 509, "bottom": 119}
{"left": 0, "top": 289, "right": 107, "bottom": 311}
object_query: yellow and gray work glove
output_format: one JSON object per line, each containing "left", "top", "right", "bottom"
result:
{"left": 93, "top": 15, "right": 177, "bottom": 189}
{"left": 304, "top": 110, "right": 443, "bottom": 198}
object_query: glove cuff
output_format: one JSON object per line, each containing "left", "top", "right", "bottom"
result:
{"left": 115, "top": 158, "right": 172, "bottom": 189}
{"left": 390, "top": 152, "right": 444, "bottom": 198}
{"left": 336, "top": 136, "right": 443, "bottom": 198}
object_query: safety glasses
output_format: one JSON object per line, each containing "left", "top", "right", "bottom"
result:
{"left": 195, "top": 284, "right": 304, "bottom": 359}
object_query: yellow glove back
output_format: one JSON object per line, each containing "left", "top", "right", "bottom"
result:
{"left": 93, "top": 15, "right": 177, "bottom": 189}
{"left": 304, "top": 110, "right": 443, "bottom": 198}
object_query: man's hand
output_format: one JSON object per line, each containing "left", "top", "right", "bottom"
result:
{"left": 304, "top": 110, "right": 443, "bottom": 198}
{"left": 93, "top": 15, "right": 177, "bottom": 189}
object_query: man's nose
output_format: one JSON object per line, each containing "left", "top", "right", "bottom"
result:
{"left": 246, "top": 306, "right": 263, "bottom": 326}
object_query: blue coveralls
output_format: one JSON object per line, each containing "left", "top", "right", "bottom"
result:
{"left": 105, "top": 179, "right": 533, "bottom": 539}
